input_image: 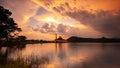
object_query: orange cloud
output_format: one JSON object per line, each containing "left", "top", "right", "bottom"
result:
{"left": 1, "top": 0, "right": 39, "bottom": 27}
{"left": 32, "top": 0, "right": 120, "bottom": 13}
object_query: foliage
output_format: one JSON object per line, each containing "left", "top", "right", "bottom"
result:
{"left": 0, "top": 6, "right": 21, "bottom": 41}
{"left": 0, "top": 58, "right": 30, "bottom": 68}
{"left": 16, "top": 36, "right": 27, "bottom": 41}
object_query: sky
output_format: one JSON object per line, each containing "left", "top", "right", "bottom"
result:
{"left": 0, "top": 0, "right": 120, "bottom": 40}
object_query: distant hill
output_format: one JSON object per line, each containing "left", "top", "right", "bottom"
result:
{"left": 67, "top": 36, "right": 120, "bottom": 42}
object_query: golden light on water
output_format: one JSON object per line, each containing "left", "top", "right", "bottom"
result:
{"left": 46, "top": 64, "right": 55, "bottom": 68}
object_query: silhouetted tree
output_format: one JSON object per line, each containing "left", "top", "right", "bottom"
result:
{"left": 0, "top": 6, "right": 21, "bottom": 41}
{"left": 17, "top": 36, "right": 26, "bottom": 41}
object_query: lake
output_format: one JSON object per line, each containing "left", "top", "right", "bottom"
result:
{"left": 0, "top": 43, "right": 120, "bottom": 68}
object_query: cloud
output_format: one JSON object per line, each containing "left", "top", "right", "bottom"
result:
{"left": 36, "top": 7, "right": 51, "bottom": 15}
{"left": 0, "top": 0, "right": 39, "bottom": 28}
{"left": 32, "top": 22, "right": 56, "bottom": 33}
{"left": 57, "top": 24, "right": 68, "bottom": 34}
{"left": 38, "top": 0, "right": 54, "bottom": 7}
{"left": 33, "top": 0, "right": 120, "bottom": 14}
{"left": 0, "top": 0, "right": 41, "bottom": 39}
{"left": 66, "top": 9, "right": 120, "bottom": 37}
{"left": 52, "top": 2, "right": 72, "bottom": 13}
{"left": 31, "top": 21, "right": 100, "bottom": 38}
{"left": 1, "top": 0, "right": 120, "bottom": 39}
{"left": 31, "top": 0, "right": 120, "bottom": 38}
{"left": 32, "top": 0, "right": 87, "bottom": 14}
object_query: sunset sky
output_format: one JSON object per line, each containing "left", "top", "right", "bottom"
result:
{"left": 0, "top": 0, "right": 120, "bottom": 40}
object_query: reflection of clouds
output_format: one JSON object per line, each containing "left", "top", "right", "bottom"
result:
{"left": 21, "top": 44, "right": 56, "bottom": 57}
{"left": 2, "top": 43, "right": 120, "bottom": 68}
{"left": 55, "top": 43, "right": 71, "bottom": 68}
{"left": 67, "top": 43, "right": 104, "bottom": 66}
{"left": 0, "top": 47, "right": 7, "bottom": 54}
{"left": 71, "top": 43, "right": 120, "bottom": 68}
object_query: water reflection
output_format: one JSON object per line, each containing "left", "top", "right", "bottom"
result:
{"left": 0, "top": 43, "right": 120, "bottom": 68}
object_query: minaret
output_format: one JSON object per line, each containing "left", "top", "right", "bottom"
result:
{"left": 55, "top": 33, "right": 57, "bottom": 41}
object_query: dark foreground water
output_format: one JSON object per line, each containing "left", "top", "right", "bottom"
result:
{"left": 0, "top": 43, "right": 120, "bottom": 68}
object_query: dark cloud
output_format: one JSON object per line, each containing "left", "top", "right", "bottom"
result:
{"left": 39, "top": 0, "right": 54, "bottom": 7}
{"left": 57, "top": 24, "right": 68, "bottom": 34}
{"left": 52, "top": 2, "right": 71, "bottom": 13}
{"left": 36, "top": 7, "right": 51, "bottom": 15}
{"left": 31, "top": 21, "right": 83, "bottom": 36}
{"left": 66, "top": 10, "right": 120, "bottom": 37}
{"left": 32, "top": 23, "right": 56, "bottom": 34}
{"left": 64, "top": 2, "right": 71, "bottom": 10}
{"left": 0, "top": 0, "right": 38, "bottom": 28}
{"left": 53, "top": 6, "right": 65, "bottom": 13}
{"left": 26, "top": 17, "right": 55, "bottom": 33}
{"left": 49, "top": 1, "right": 120, "bottom": 37}
{"left": 53, "top": 7, "right": 61, "bottom": 13}
{"left": 26, "top": 17, "right": 41, "bottom": 27}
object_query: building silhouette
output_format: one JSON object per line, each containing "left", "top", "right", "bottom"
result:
{"left": 55, "top": 34, "right": 65, "bottom": 42}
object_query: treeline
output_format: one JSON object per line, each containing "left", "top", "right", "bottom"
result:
{"left": 25, "top": 40, "right": 55, "bottom": 44}
{"left": 67, "top": 36, "right": 120, "bottom": 43}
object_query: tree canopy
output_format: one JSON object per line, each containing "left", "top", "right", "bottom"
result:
{"left": 0, "top": 6, "right": 21, "bottom": 41}
{"left": 17, "top": 36, "right": 26, "bottom": 41}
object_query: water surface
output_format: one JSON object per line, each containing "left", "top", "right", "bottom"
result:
{"left": 0, "top": 43, "right": 120, "bottom": 68}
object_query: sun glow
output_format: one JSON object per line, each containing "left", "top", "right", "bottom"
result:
{"left": 44, "top": 17, "right": 57, "bottom": 22}
{"left": 77, "top": 24, "right": 88, "bottom": 29}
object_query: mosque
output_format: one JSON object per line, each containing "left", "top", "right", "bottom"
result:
{"left": 55, "top": 34, "right": 65, "bottom": 42}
